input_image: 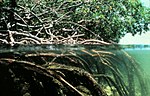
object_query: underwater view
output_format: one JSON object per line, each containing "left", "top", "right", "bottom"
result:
{"left": 125, "top": 46, "right": 150, "bottom": 75}
{"left": 124, "top": 45, "right": 150, "bottom": 96}
{"left": 0, "top": 44, "right": 149, "bottom": 96}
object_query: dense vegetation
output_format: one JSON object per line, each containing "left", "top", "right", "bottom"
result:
{"left": 0, "top": 0, "right": 149, "bottom": 44}
{"left": 0, "top": 0, "right": 149, "bottom": 96}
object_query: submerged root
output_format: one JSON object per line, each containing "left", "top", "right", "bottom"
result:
{"left": 0, "top": 58, "right": 107, "bottom": 96}
{"left": 0, "top": 46, "right": 149, "bottom": 96}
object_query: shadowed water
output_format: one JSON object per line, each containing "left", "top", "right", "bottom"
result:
{"left": 0, "top": 44, "right": 149, "bottom": 96}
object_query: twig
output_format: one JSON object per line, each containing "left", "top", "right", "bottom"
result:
{"left": 9, "top": 30, "right": 41, "bottom": 42}
{"left": 8, "top": 30, "right": 15, "bottom": 46}
{"left": 80, "top": 39, "right": 111, "bottom": 45}
{"left": 0, "top": 39, "right": 8, "bottom": 44}
{"left": 60, "top": 21, "right": 101, "bottom": 39}
{"left": 19, "top": 37, "right": 41, "bottom": 44}
{"left": 16, "top": 22, "right": 43, "bottom": 28}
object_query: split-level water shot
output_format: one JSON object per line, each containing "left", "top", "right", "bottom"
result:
{"left": 0, "top": 0, "right": 150, "bottom": 96}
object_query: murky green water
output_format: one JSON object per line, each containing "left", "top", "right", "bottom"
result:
{"left": 126, "top": 49, "right": 150, "bottom": 75}
{"left": 0, "top": 44, "right": 149, "bottom": 96}
{"left": 124, "top": 47, "right": 150, "bottom": 95}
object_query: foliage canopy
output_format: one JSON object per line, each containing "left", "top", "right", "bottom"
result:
{"left": 0, "top": 0, "right": 149, "bottom": 44}
{"left": 72, "top": 0, "right": 149, "bottom": 42}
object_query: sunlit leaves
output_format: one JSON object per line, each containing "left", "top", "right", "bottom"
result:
{"left": 1, "top": 0, "right": 149, "bottom": 43}
{"left": 72, "top": 0, "right": 149, "bottom": 42}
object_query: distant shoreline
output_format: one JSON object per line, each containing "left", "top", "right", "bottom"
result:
{"left": 120, "top": 44, "right": 150, "bottom": 50}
